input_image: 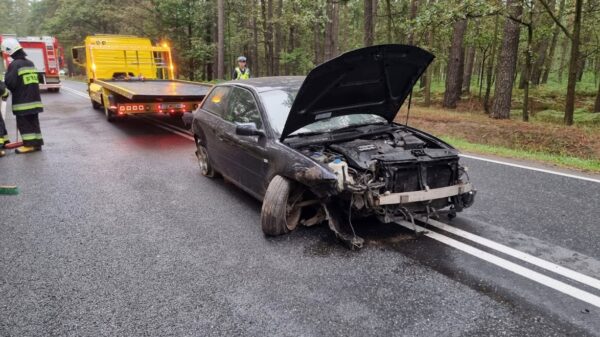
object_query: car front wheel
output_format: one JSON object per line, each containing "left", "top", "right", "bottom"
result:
{"left": 261, "top": 175, "right": 303, "bottom": 236}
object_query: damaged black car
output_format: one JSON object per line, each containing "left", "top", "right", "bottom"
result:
{"left": 188, "top": 44, "right": 475, "bottom": 248}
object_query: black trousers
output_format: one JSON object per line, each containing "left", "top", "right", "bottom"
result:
{"left": 16, "top": 114, "right": 43, "bottom": 147}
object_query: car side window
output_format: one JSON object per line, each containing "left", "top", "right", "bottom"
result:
{"left": 202, "top": 86, "right": 232, "bottom": 118}
{"left": 227, "top": 87, "right": 263, "bottom": 129}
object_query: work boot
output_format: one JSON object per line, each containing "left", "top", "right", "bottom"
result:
{"left": 15, "top": 146, "right": 40, "bottom": 154}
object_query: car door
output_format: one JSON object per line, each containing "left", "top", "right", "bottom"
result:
{"left": 196, "top": 86, "right": 233, "bottom": 174}
{"left": 217, "top": 86, "right": 270, "bottom": 196}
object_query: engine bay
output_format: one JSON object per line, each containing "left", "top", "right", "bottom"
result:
{"left": 297, "top": 127, "right": 470, "bottom": 218}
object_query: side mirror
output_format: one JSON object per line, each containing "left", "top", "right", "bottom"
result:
{"left": 235, "top": 122, "right": 265, "bottom": 137}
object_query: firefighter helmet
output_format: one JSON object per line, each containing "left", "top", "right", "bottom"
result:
{"left": 1, "top": 37, "right": 22, "bottom": 56}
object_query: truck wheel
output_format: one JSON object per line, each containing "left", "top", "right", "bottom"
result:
{"left": 195, "top": 143, "right": 216, "bottom": 177}
{"left": 91, "top": 99, "right": 101, "bottom": 110}
{"left": 104, "top": 104, "right": 116, "bottom": 122}
{"left": 261, "top": 176, "right": 302, "bottom": 236}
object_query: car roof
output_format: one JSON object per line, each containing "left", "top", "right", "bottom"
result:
{"left": 225, "top": 76, "right": 305, "bottom": 93}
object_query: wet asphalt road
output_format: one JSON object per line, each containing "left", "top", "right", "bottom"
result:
{"left": 1, "top": 80, "right": 599, "bottom": 336}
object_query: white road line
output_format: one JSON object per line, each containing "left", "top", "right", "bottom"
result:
{"left": 138, "top": 116, "right": 194, "bottom": 140}
{"left": 460, "top": 154, "right": 600, "bottom": 184}
{"left": 62, "top": 86, "right": 90, "bottom": 99}
{"left": 396, "top": 220, "right": 600, "bottom": 308}
{"left": 144, "top": 116, "right": 194, "bottom": 136}
{"left": 420, "top": 217, "right": 600, "bottom": 292}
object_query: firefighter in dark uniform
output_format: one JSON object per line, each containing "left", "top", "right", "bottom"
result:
{"left": 0, "top": 81, "right": 9, "bottom": 157}
{"left": 1, "top": 37, "right": 44, "bottom": 154}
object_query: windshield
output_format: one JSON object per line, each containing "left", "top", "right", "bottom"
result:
{"left": 260, "top": 89, "right": 388, "bottom": 137}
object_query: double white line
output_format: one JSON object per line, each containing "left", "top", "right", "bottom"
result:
{"left": 398, "top": 218, "right": 600, "bottom": 308}
{"left": 62, "top": 84, "right": 600, "bottom": 309}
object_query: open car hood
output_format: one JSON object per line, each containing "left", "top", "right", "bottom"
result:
{"left": 280, "top": 44, "right": 434, "bottom": 140}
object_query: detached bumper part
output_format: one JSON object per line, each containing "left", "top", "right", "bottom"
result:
{"left": 376, "top": 183, "right": 473, "bottom": 205}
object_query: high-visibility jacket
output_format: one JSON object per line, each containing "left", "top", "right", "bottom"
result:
{"left": 234, "top": 67, "right": 250, "bottom": 80}
{"left": 5, "top": 57, "right": 43, "bottom": 115}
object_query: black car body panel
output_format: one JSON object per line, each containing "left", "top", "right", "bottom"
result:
{"left": 280, "top": 45, "right": 434, "bottom": 140}
{"left": 190, "top": 45, "right": 474, "bottom": 248}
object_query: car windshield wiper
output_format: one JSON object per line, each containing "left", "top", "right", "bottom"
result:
{"left": 331, "top": 121, "right": 388, "bottom": 133}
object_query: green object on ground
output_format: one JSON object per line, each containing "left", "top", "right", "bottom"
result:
{"left": 0, "top": 185, "right": 19, "bottom": 195}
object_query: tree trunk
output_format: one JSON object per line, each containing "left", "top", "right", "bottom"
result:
{"left": 273, "top": 0, "right": 283, "bottom": 75}
{"left": 407, "top": 0, "right": 419, "bottom": 45}
{"left": 385, "top": 0, "right": 393, "bottom": 43}
{"left": 462, "top": 46, "right": 476, "bottom": 94}
{"left": 363, "top": 0, "right": 374, "bottom": 46}
{"left": 324, "top": 0, "right": 340, "bottom": 60}
{"left": 594, "top": 81, "right": 600, "bottom": 112}
{"left": 576, "top": 53, "right": 585, "bottom": 82}
{"left": 558, "top": 35, "right": 569, "bottom": 83}
{"left": 442, "top": 18, "right": 467, "bottom": 109}
{"left": 522, "top": 9, "right": 533, "bottom": 122}
{"left": 252, "top": 0, "right": 260, "bottom": 77}
{"left": 529, "top": 0, "right": 555, "bottom": 85}
{"left": 261, "top": 0, "right": 274, "bottom": 76}
{"left": 216, "top": 0, "right": 224, "bottom": 79}
{"left": 564, "top": 0, "right": 583, "bottom": 125}
{"left": 490, "top": 0, "right": 522, "bottom": 119}
{"left": 484, "top": 14, "right": 500, "bottom": 113}
{"left": 542, "top": 0, "right": 566, "bottom": 84}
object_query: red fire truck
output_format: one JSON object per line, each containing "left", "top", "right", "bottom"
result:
{"left": 0, "top": 35, "right": 64, "bottom": 92}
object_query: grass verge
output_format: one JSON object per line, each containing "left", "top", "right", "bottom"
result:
{"left": 440, "top": 135, "right": 600, "bottom": 173}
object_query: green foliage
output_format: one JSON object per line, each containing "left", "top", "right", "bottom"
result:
{"left": 280, "top": 48, "right": 314, "bottom": 75}
{"left": 442, "top": 135, "right": 600, "bottom": 173}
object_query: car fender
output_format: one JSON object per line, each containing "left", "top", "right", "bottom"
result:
{"left": 267, "top": 142, "right": 339, "bottom": 197}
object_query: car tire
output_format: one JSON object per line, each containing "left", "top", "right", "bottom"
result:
{"left": 195, "top": 142, "right": 216, "bottom": 178}
{"left": 261, "top": 175, "right": 302, "bottom": 236}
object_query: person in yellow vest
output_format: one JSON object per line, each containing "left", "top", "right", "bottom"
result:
{"left": 232, "top": 56, "right": 250, "bottom": 80}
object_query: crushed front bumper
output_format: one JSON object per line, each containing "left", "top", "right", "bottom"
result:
{"left": 376, "top": 182, "right": 474, "bottom": 205}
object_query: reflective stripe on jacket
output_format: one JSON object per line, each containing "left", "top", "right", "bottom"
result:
{"left": 234, "top": 67, "right": 250, "bottom": 80}
{"left": 5, "top": 58, "right": 43, "bottom": 115}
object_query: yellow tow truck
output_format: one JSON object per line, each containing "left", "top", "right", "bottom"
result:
{"left": 72, "top": 35, "right": 210, "bottom": 122}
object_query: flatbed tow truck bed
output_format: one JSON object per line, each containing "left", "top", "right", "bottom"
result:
{"left": 96, "top": 79, "right": 211, "bottom": 100}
